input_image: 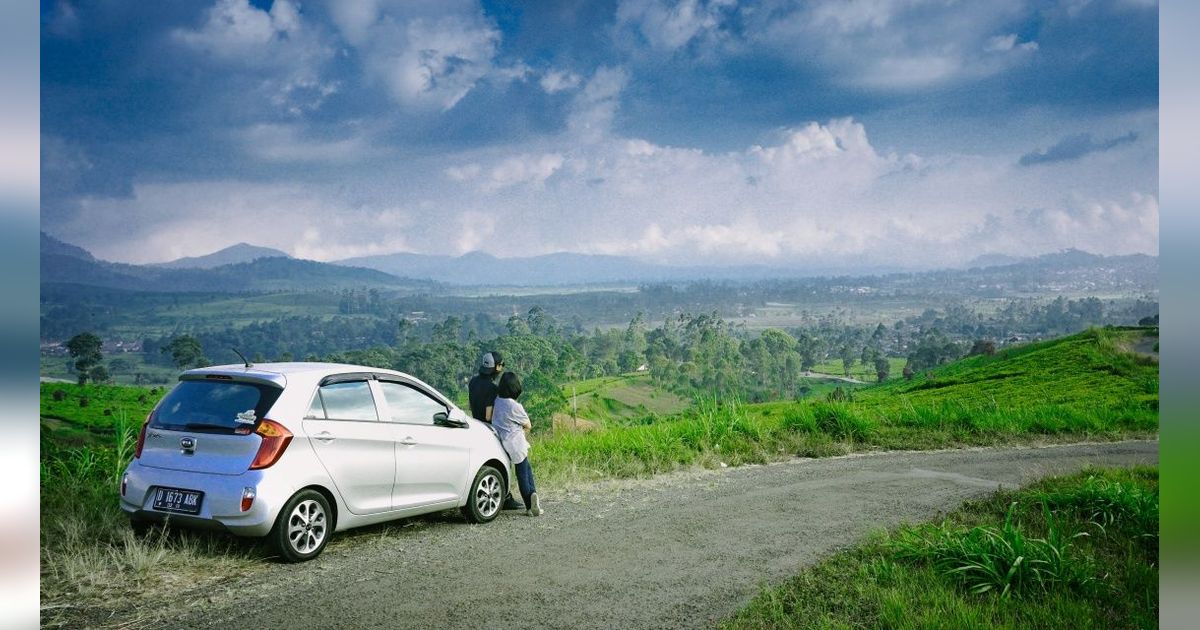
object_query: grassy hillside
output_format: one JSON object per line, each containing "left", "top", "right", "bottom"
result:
{"left": 535, "top": 328, "right": 1157, "bottom": 484}
{"left": 561, "top": 373, "right": 692, "bottom": 427}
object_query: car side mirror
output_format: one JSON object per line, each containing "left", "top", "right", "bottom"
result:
{"left": 433, "top": 411, "right": 467, "bottom": 428}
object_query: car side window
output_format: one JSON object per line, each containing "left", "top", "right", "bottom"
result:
{"left": 378, "top": 381, "right": 446, "bottom": 425}
{"left": 317, "top": 381, "right": 378, "bottom": 422}
{"left": 305, "top": 391, "right": 326, "bottom": 419}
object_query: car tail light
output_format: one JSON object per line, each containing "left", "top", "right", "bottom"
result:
{"left": 133, "top": 413, "right": 151, "bottom": 459}
{"left": 241, "top": 487, "right": 256, "bottom": 512}
{"left": 249, "top": 419, "right": 293, "bottom": 470}
{"left": 121, "top": 473, "right": 129, "bottom": 496}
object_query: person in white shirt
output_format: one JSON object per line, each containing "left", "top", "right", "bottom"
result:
{"left": 491, "top": 371, "right": 543, "bottom": 516}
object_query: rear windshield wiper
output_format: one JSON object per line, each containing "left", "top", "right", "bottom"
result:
{"left": 182, "top": 422, "right": 236, "bottom": 431}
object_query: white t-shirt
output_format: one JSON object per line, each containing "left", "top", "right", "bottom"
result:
{"left": 491, "top": 397, "right": 531, "bottom": 464}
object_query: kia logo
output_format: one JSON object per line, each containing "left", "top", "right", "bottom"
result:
{"left": 180, "top": 437, "right": 196, "bottom": 453}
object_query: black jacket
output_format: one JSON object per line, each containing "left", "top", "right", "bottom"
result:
{"left": 467, "top": 373, "right": 498, "bottom": 422}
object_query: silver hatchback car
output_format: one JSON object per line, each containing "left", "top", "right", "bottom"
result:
{"left": 119, "top": 363, "right": 513, "bottom": 562}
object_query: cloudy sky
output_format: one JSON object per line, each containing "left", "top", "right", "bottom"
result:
{"left": 41, "top": 0, "right": 1158, "bottom": 268}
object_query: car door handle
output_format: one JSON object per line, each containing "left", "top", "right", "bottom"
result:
{"left": 399, "top": 436, "right": 418, "bottom": 446}
{"left": 313, "top": 431, "right": 335, "bottom": 443}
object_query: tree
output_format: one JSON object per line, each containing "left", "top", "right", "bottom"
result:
{"left": 968, "top": 339, "right": 997, "bottom": 357}
{"left": 873, "top": 356, "right": 890, "bottom": 382}
{"left": 521, "top": 371, "right": 566, "bottom": 432}
{"left": 840, "top": 344, "right": 855, "bottom": 376}
{"left": 526, "top": 306, "right": 559, "bottom": 337}
{"left": 163, "top": 335, "right": 208, "bottom": 370}
{"left": 89, "top": 365, "right": 110, "bottom": 384}
{"left": 65, "top": 332, "right": 103, "bottom": 385}
{"left": 107, "top": 357, "right": 134, "bottom": 374}
{"left": 902, "top": 362, "right": 915, "bottom": 381}
{"left": 506, "top": 315, "right": 531, "bottom": 336}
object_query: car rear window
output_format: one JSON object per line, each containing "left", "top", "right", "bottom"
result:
{"left": 152, "top": 379, "right": 283, "bottom": 434}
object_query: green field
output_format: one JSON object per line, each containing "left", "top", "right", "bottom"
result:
{"left": 41, "top": 354, "right": 180, "bottom": 386}
{"left": 38, "top": 327, "right": 1158, "bottom": 626}
{"left": 809, "top": 356, "right": 908, "bottom": 381}
{"left": 724, "top": 466, "right": 1159, "bottom": 629}
{"left": 561, "top": 373, "right": 692, "bottom": 427}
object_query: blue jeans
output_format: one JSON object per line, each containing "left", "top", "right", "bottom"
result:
{"left": 514, "top": 458, "right": 537, "bottom": 509}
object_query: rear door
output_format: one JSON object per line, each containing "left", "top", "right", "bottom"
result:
{"left": 377, "top": 380, "right": 472, "bottom": 509}
{"left": 139, "top": 377, "right": 282, "bottom": 475}
{"left": 302, "top": 378, "right": 396, "bottom": 515}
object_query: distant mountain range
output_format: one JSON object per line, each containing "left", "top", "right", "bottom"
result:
{"left": 40, "top": 232, "right": 1157, "bottom": 293}
{"left": 152, "top": 243, "right": 291, "bottom": 269}
{"left": 40, "top": 232, "right": 433, "bottom": 293}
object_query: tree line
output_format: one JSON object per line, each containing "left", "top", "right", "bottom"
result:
{"left": 64, "top": 295, "right": 1157, "bottom": 429}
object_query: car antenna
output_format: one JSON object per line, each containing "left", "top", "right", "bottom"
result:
{"left": 232, "top": 348, "right": 253, "bottom": 368}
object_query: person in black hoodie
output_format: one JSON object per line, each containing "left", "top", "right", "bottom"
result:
{"left": 467, "top": 351, "right": 524, "bottom": 511}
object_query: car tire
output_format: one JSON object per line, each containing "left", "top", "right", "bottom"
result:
{"left": 269, "top": 489, "right": 332, "bottom": 563}
{"left": 461, "top": 465, "right": 505, "bottom": 524}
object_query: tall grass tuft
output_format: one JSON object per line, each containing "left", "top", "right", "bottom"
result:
{"left": 890, "top": 503, "right": 1093, "bottom": 598}
{"left": 1035, "top": 470, "right": 1159, "bottom": 543}
{"left": 809, "top": 402, "right": 875, "bottom": 441}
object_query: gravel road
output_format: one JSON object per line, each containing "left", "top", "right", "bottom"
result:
{"left": 169, "top": 440, "right": 1157, "bottom": 630}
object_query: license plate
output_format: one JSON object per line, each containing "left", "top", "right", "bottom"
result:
{"left": 151, "top": 487, "right": 204, "bottom": 515}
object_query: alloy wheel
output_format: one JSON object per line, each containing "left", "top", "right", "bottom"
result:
{"left": 287, "top": 499, "right": 327, "bottom": 554}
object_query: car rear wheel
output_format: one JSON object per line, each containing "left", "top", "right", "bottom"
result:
{"left": 270, "top": 489, "right": 331, "bottom": 562}
{"left": 462, "top": 465, "right": 505, "bottom": 524}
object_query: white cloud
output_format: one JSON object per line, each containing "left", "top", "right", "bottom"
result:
{"left": 568, "top": 67, "right": 629, "bottom": 142}
{"left": 985, "top": 33, "right": 1039, "bottom": 53}
{"left": 64, "top": 102, "right": 1156, "bottom": 269}
{"left": 174, "top": 0, "right": 302, "bottom": 59}
{"left": 456, "top": 210, "right": 497, "bottom": 254}
{"left": 745, "top": 0, "right": 1035, "bottom": 89}
{"left": 539, "top": 69, "right": 581, "bottom": 94}
{"left": 57, "top": 181, "right": 416, "bottom": 263}
{"left": 240, "top": 124, "right": 379, "bottom": 163}
{"left": 484, "top": 153, "right": 565, "bottom": 191}
{"left": 415, "top": 109, "right": 1157, "bottom": 267}
{"left": 326, "top": 0, "right": 503, "bottom": 111}
{"left": 173, "top": 0, "right": 337, "bottom": 112}
{"left": 615, "top": 0, "right": 736, "bottom": 51}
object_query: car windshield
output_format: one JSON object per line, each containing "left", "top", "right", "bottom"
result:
{"left": 152, "top": 379, "right": 282, "bottom": 434}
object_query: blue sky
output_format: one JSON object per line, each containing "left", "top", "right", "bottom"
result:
{"left": 40, "top": 0, "right": 1158, "bottom": 267}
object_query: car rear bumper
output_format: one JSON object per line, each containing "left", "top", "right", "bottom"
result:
{"left": 119, "top": 460, "right": 292, "bottom": 537}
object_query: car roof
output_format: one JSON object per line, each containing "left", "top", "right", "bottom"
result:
{"left": 181, "top": 362, "right": 413, "bottom": 387}
{"left": 179, "top": 362, "right": 456, "bottom": 408}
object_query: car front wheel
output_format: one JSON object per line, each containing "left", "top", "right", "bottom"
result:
{"left": 462, "top": 465, "right": 505, "bottom": 524}
{"left": 270, "top": 489, "right": 332, "bottom": 562}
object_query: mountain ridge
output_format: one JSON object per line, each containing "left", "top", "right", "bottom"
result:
{"left": 153, "top": 243, "right": 291, "bottom": 269}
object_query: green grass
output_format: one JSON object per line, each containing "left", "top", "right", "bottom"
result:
{"left": 560, "top": 372, "right": 692, "bottom": 426}
{"left": 722, "top": 466, "right": 1159, "bottom": 629}
{"left": 40, "top": 382, "right": 160, "bottom": 430}
{"left": 532, "top": 329, "right": 1157, "bottom": 486}
{"left": 809, "top": 356, "right": 907, "bottom": 381}
{"left": 41, "top": 353, "right": 180, "bottom": 385}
